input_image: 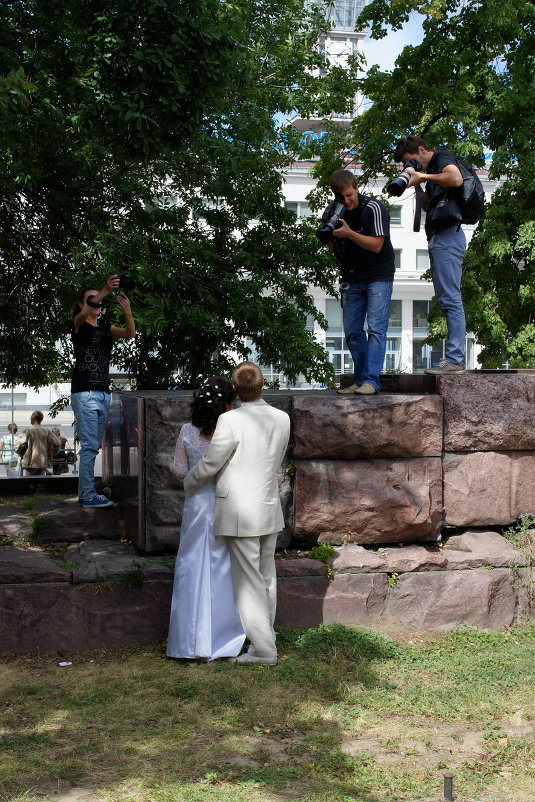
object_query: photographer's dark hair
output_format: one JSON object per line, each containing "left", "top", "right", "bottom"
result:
{"left": 329, "top": 169, "right": 358, "bottom": 193}
{"left": 394, "top": 135, "right": 431, "bottom": 162}
{"left": 71, "top": 288, "right": 94, "bottom": 320}
{"left": 191, "top": 377, "right": 236, "bottom": 437}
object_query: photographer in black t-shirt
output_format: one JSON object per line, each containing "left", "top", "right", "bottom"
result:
{"left": 325, "top": 169, "right": 396, "bottom": 395}
{"left": 394, "top": 135, "right": 466, "bottom": 374}
{"left": 70, "top": 275, "right": 136, "bottom": 508}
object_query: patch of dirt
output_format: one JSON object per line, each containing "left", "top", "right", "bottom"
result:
{"left": 50, "top": 788, "right": 100, "bottom": 802}
{"left": 29, "top": 782, "right": 101, "bottom": 802}
{"left": 341, "top": 719, "right": 487, "bottom": 770}
{"left": 221, "top": 733, "right": 291, "bottom": 767}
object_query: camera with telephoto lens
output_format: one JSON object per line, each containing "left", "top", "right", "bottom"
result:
{"left": 116, "top": 272, "right": 136, "bottom": 292}
{"left": 315, "top": 193, "right": 346, "bottom": 244}
{"left": 387, "top": 158, "right": 422, "bottom": 197}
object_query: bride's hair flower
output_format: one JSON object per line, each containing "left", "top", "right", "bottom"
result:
{"left": 191, "top": 376, "right": 236, "bottom": 436}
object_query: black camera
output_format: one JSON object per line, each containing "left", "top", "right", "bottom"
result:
{"left": 387, "top": 158, "right": 422, "bottom": 197}
{"left": 116, "top": 272, "right": 136, "bottom": 292}
{"left": 315, "top": 193, "right": 345, "bottom": 245}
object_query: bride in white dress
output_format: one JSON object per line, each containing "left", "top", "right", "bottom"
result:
{"left": 167, "top": 377, "right": 245, "bottom": 661}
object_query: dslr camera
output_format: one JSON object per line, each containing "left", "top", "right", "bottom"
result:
{"left": 387, "top": 158, "right": 422, "bottom": 197}
{"left": 116, "top": 272, "right": 136, "bottom": 292}
{"left": 315, "top": 193, "right": 345, "bottom": 245}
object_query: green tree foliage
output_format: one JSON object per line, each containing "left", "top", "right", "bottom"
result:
{"left": 1, "top": 0, "right": 355, "bottom": 389}
{"left": 313, "top": 0, "right": 535, "bottom": 367}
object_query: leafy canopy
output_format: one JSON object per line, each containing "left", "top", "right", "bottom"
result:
{"left": 0, "top": 0, "right": 357, "bottom": 389}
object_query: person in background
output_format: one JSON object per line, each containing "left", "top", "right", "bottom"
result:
{"left": 71, "top": 275, "right": 135, "bottom": 508}
{"left": 51, "top": 427, "right": 73, "bottom": 475}
{"left": 16, "top": 412, "right": 60, "bottom": 476}
{"left": 0, "top": 423, "right": 18, "bottom": 459}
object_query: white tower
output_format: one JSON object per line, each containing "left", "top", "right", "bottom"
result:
{"left": 289, "top": 0, "right": 368, "bottom": 140}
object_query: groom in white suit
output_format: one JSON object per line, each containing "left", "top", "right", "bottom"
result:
{"left": 183, "top": 362, "right": 290, "bottom": 665}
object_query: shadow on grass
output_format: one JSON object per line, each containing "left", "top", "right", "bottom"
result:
{"left": 0, "top": 625, "right": 404, "bottom": 802}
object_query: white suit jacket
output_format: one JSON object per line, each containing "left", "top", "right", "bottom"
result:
{"left": 183, "top": 398, "right": 290, "bottom": 537}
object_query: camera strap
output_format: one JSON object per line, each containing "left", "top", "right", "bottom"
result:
{"left": 413, "top": 185, "right": 423, "bottom": 232}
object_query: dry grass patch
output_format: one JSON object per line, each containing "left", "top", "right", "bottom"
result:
{"left": 1, "top": 625, "right": 534, "bottom": 802}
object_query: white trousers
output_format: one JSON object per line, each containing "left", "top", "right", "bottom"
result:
{"left": 223, "top": 533, "right": 278, "bottom": 659}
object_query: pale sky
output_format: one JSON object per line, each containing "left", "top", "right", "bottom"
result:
{"left": 362, "top": 13, "right": 425, "bottom": 72}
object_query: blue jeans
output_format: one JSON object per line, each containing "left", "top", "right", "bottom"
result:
{"left": 71, "top": 390, "right": 111, "bottom": 501}
{"left": 342, "top": 281, "right": 393, "bottom": 392}
{"left": 428, "top": 226, "right": 467, "bottom": 364}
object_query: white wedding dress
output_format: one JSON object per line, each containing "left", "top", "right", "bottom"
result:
{"left": 166, "top": 422, "right": 245, "bottom": 660}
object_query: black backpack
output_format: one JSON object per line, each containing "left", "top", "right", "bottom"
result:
{"left": 454, "top": 158, "right": 486, "bottom": 225}
{"left": 426, "top": 155, "right": 486, "bottom": 231}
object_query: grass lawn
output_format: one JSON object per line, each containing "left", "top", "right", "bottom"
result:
{"left": 1, "top": 624, "right": 534, "bottom": 802}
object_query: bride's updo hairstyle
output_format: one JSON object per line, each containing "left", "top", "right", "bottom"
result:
{"left": 191, "top": 376, "right": 236, "bottom": 437}
{"left": 232, "top": 361, "right": 264, "bottom": 402}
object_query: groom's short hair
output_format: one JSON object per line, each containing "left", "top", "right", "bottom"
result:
{"left": 232, "top": 361, "right": 264, "bottom": 402}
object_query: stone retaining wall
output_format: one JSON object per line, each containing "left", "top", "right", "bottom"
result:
{"left": 1, "top": 373, "right": 534, "bottom": 653}
{"left": 108, "top": 374, "right": 535, "bottom": 552}
{"left": 1, "top": 526, "right": 532, "bottom": 653}
{"left": 276, "top": 532, "right": 533, "bottom": 632}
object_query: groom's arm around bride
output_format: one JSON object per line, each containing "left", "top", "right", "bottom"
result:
{"left": 183, "top": 362, "right": 290, "bottom": 665}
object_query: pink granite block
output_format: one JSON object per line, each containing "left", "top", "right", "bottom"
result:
{"left": 293, "top": 394, "right": 443, "bottom": 459}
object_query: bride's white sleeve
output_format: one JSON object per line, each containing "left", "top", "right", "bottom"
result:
{"left": 173, "top": 426, "right": 189, "bottom": 480}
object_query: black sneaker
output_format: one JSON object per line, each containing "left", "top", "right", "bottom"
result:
{"left": 424, "top": 359, "right": 466, "bottom": 375}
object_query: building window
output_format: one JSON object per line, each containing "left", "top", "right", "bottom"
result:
{"left": 394, "top": 249, "right": 401, "bottom": 270}
{"left": 385, "top": 338, "right": 401, "bottom": 371}
{"left": 329, "top": 0, "right": 366, "bottom": 28}
{"left": 416, "top": 249, "right": 430, "bottom": 271}
{"left": 0, "top": 393, "right": 27, "bottom": 405}
{"left": 413, "top": 340, "right": 444, "bottom": 372}
{"left": 325, "top": 298, "right": 343, "bottom": 333}
{"left": 390, "top": 205, "right": 402, "bottom": 225}
{"left": 388, "top": 300, "right": 402, "bottom": 331}
{"left": 330, "top": 351, "right": 354, "bottom": 375}
{"left": 413, "top": 300, "right": 431, "bottom": 330}
{"left": 285, "top": 200, "right": 312, "bottom": 219}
